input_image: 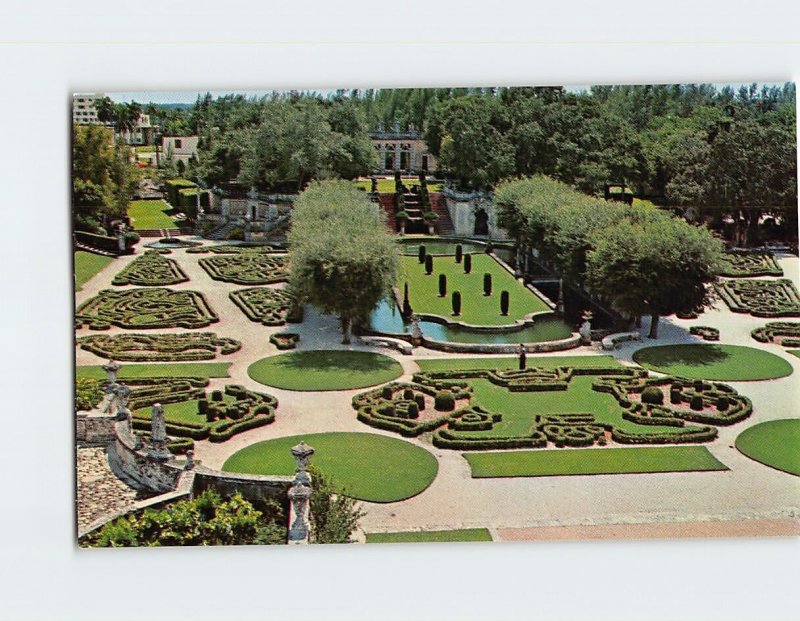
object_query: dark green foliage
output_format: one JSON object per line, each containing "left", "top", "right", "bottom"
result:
{"left": 451, "top": 291, "right": 461, "bottom": 316}
{"left": 83, "top": 490, "right": 287, "bottom": 547}
{"left": 112, "top": 250, "right": 189, "bottom": 287}
{"left": 455, "top": 244, "right": 463, "bottom": 263}
{"left": 382, "top": 386, "right": 394, "bottom": 399}
{"left": 438, "top": 273, "right": 447, "bottom": 297}
{"left": 425, "top": 254, "right": 433, "bottom": 275}
{"left": 670, "top": 389, "right": 682, "bottom": 404}
{"left": 719, "top": 251, "right": 783, "bottom": 277}
{"left": 435, "top": 390, "right": 456, "bottom": 411}
{"left": 418, "top": 245, "right": 426, "bottom": 263}
{"left": 414, "top": 394, "right": 426, "bottom": 410}
{"left": 198, "top": 399, "right": 208, "bottom": 414}
{"left": 308, "top": 466, "right": 366, "bottom": 544}
{"left": 269, "top": 332, "right": 300, "bottom": 350}
{"left": 483, "top": 273, "right": 492, "bottom": 296}
{"left": 403, "top": 388, "right": 414, "bottom": 400}
{"left": 717, "top": 396, "right": 729, "bottom": 411}
{"left": 211, "top": 390, "right": 223, "bottom": 402}
{"left": 464, "top": 254, "right": 472, "bottom": 274}
{"left": 641, "top": 386, "right": 664, "bottom": 405}
{"left": 690, "top": 395, "right": 704, "bottom": 411}
{"left": 402, "top": 282, "right": 413, "bottom": 317}
{"left": 689, "top": 326, "right": 720, "bottom": 341}
{"left": 77, "top": 332, "right": 240, "bottom": 362}
{"left": 500, "top": 290, "right": 510, "bottom": 315}
{"left": 406, "top": 402, "right": 419, "bottom": 419}
{"left": 75, "top": 288, "right": 218, "bottom": 331}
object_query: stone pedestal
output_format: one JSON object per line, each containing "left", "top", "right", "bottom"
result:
{"left": 287, "top": 442, "right": 315, "bottom": 544}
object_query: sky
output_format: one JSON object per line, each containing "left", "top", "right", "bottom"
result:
{"left": 101, "top": 82, "right": 789, "bottom": 105}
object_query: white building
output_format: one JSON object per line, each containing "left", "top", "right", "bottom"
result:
{"left": 162, "top": 136, "right": 199, "bottom": 164}
{"left": 72, "top": 93, "right": 103, "bottom": 125}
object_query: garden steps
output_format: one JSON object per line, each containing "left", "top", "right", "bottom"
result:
{"left": 430, "top": 193, "right": 455, "bottom": 235}
{"left": 74, "top": 240, "right": 119, "bottom": 257}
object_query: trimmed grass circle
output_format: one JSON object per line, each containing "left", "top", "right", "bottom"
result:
{"left": 247, "top": 350, "right": 403, "bottom": 391}
{"left": 736, "top": 419, "right": 800, "bottom": 476}
{"left": 632, "top": 344, "right": 793, "bottom": 381}
{"left": 222, "top": 432, "right": 439, "bottom": 502}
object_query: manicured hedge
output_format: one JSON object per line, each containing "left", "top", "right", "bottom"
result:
{"left": 689, "top": 326, "right": 720, "bottom": 341}
{"left": 716, "top": 279, "right": 800, "bottom": 317}
{"left": 751, "top": 321, "right": 800, "bottom": 347}
{"left": 229, "top": 287, "right": 298, "bottom": 326}
{"left": 112, "top": 250, "right": 189, "bottom": 286}
{"left": 269, "top": 332, "right": 299, "bottom": 350}
{"left": 76, "top": 288, "right": 218, "bottom": 331}
{"left": 718, "top": 251, "right": 783, "bottom": 277}
{"left": 76, "top": 332, "right": 240, "bottom": 362}
{"left": 186, "top": 244, "right": 278, "bottom": 255}
{"left": 198, "top": 253, "right": 289, "bottom": 285}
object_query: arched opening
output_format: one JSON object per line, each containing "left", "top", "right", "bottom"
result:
{"left": 474, "top": 209, "right": 489, "bottom": 236}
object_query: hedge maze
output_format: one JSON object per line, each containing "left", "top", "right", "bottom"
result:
{"left": 112, "top": 250, "right": 189, "bottom": 286}
{"left": 229, "top": 287, "right": 298, "bottom": 326}
{"left": 751, "top": 321, "right": 800, "bottom": 348}
{"left": 718, "top": 251, "right": 783, "bottom": 277}
{"left": 716, "top": 279, "right": 800, "bottom": 317}
{"left": 198, "top": 253, "right": 289, "bottom": 285}
{"left": 75, "top": 288, "right": 218, "bottom": 330}
{"left": 352, "top": 366, "right": 751, "bottom": 451}
{"left": 76, "top": 332, "right": 241, "bottom": 362}
{"left": 128, "top": 380, "right": 279, "bottom": 451}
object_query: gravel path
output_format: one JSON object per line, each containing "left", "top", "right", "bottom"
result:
{"left": 76, "top": 447, "right": 139, "bottom": 532}
{"left": 75, "top": 244, "right": 800, "bottom": 539}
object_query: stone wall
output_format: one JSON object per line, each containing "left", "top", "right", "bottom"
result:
{"left": 442, "top": 186, "right": 510, "bottom": 239}
{"left": 76, "top": 410, "right": 118, "bottom": 445}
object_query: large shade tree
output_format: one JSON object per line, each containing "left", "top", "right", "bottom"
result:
{"left": 586, "top": 213, "right": 724, "bottom": 338}
{"left": 288, "top": 180, "right": 399, "bottom": 343}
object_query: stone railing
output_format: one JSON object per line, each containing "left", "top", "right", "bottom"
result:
{"left": 441, "top": 183, "right": 493, "bottom": 202}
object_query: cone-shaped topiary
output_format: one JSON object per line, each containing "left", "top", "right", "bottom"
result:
{"left": 464, "top": 254, "right": 472, "bottom": 274}
{"left": 500, "top": 290, "right": 510, "bottom": 316}
{"left": 483, "top": 273, "right": 492, "bottom": 296}
{"left": 690, "top": 395, "right": 704, "bottom": 411}
{"left": 435, "top": 390, "right": 456, "bottom": 411}
{"left": 406, "top": 402, "right": 419, "bottom": 419}
{"left": 425, "top": 254, "right": 433, "bottom": 275}
{"left": 438, "top": 273, "right": 447, "bottom": 297}
{"left": 455, "top": 244, "right": 463, "bottom": 263}
{"left": 452, "top": 291, "right": 462, "bottom": 316}
{"left": 414, "top": 393, "right": 425, "bottom": 411}
{"left": 418, "top": 245, "right": 426, "bottom": 264}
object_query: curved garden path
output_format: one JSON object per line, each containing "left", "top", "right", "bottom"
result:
{"left": 75, "top": 244, "right": 800, "bottom": 539}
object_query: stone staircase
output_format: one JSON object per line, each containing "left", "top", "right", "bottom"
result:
{"left": 429, "top": 193, "right": 455, "bottom": 235}
{"left": 205, "top": 219, "right": 241, "bottom": 240}
{"left": 74, "top": 240, "right": 118, "bottom": 257}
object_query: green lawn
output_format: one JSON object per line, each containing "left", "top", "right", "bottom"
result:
{"left": 399, "top": 254, "right": 550, "bottom": 326}
{"left": 128, "top": 199, "right": 179, "bottom": 230}
{"left": 222, "top": 432, "right": 439, "bottom": 503}
{"left": 416, "top": 355, "right": 623, "bottom": 372}
{"left": 736, "top": 419, "right": 800, "bottom": 476}
{"left": 633, "top": 344, "right": 793, "bottom": 381}
{"left": 366, "top": 528, "right": 492, "bottom": 544}
{"left": 132, "top": 395, "right": 237, "bottom": 426}
{"left": 353, "top": 179, "right": 443, "bottom": 193}
{"left": 74, "top": 251, "right": 113, "bottom": 291}
{"left": 247, "top": 350, "right": 403, "bottom": 391}
{"left": 464, "top": 446, "right": 727, "bottom": 478}
{"left": 789, "top": 350, "right": 800, "bottom": 359}
{"left": 75, "top": 362, "right": 231, "bottom": 380}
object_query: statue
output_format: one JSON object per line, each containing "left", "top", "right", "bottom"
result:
{"left": 288, "top": 442, "right": 315, "bottom": 544}
{"left": 579, "top": 310, "right": 593, "bottom": 346}
{"left": 114, "top": 384, "right": 132, "bottom": 422}
{"left": 147, "top": 403, "right": 171, "bottom": 460}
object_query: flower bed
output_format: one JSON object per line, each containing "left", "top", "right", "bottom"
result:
{"left": 715, "top": 279, "right": 800, "bottom": 317}
{"left": 76, "top": 332, "right": 241, "bottom": 362}
{"left": 75, "top": 288, "right": 218, "bottom": 330}
{"left": 112, "top": 250, "right": 189, "bottom": 286}
{"left": 198, "top": 253, "right": 288, "bottom": 285}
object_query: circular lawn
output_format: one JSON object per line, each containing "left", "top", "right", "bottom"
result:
{"left": 736, "top": 419, "right": 800, "bottom": 476}
{"left": 222, "top": 432, "right": 439, "bottom": 502}
{"left": 248, "top": 350, "right": 404, "bottom": 391}
{"left": 632, "top": 344, "right": 793, "bottom": 381}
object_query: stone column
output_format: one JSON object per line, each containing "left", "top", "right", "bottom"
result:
{"left": 147, "top": 403, "right": 171, "bottom": 461}
{"left": 556, "top": 278, "right": 565, "bottom": 315}
{"left": 287, "top": 442, "right": 315, "bottom": 544}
